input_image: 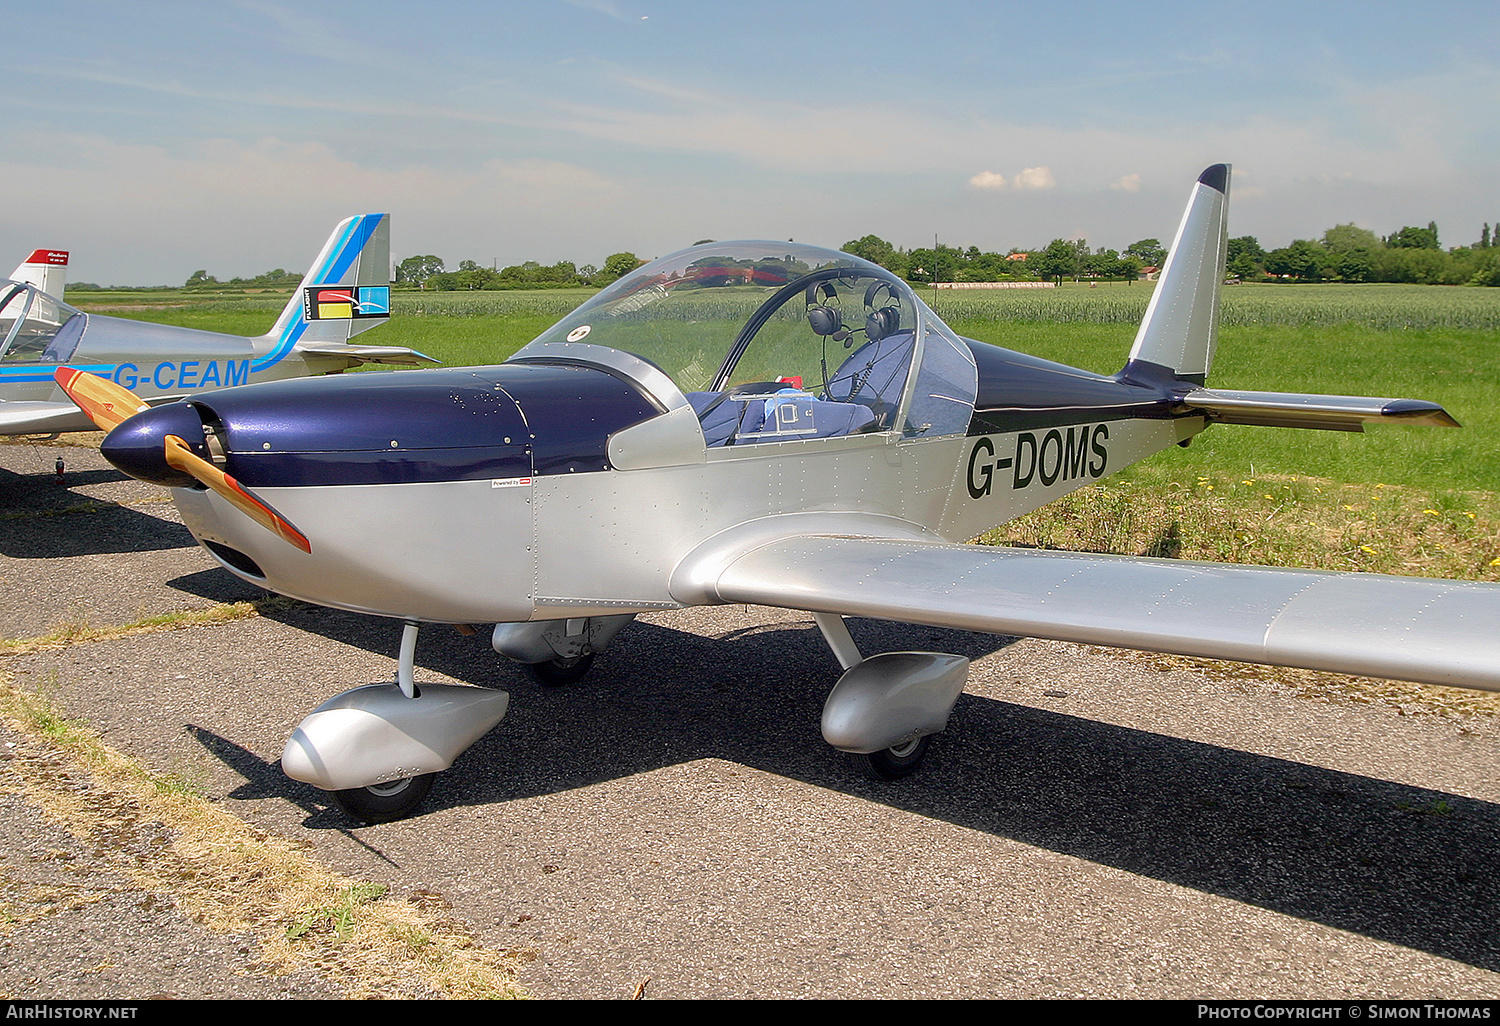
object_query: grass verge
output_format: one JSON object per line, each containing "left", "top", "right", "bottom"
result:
{"left": 0, "top": 621, "right": 529, "bottom": 999}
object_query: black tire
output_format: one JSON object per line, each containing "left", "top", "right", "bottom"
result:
{"left": 851, "top": 735, "right": 932, "bottom": 781}
{"left": 331, "top": 773, "right": 435, "bottom": 824}
{"left": 525, "top": 652, "right": 595, "bottom": 686}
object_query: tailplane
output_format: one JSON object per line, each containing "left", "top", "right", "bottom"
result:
{"left": 1121, "top": 164, "right": 1229, "bottom": 386}
{"left": 1120, "top": 165, "right": 1456, "bottom": 432}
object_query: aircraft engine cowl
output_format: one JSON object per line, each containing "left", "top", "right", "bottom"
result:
{"left": 176, "top": 364, "right": 660, "bottom": 489}
{"left": 100, "top": 402, "right": 212, "bottom": 488}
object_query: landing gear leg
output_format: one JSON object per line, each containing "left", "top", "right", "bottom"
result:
{"left": 397, "top": 619, "right": 420, "bottom": 698}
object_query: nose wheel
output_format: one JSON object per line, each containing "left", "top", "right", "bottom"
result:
{"left": 524, "top": 652, "right": 595, "bottom": 686}
{"left": 331, "top": 773, "right": 436, "bottom": 824}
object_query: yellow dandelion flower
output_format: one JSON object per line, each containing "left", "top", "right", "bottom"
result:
{"left": 1424, "top": 509, "right": 1440, "bottom": 516}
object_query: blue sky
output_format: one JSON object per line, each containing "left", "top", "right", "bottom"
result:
{"left": 4, "top": 0, "right": 1497, "bottom": 285}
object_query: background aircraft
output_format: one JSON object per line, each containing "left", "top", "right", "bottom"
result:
{"left": 10, "top": 249, "right": 68, "bottom": 299}
{"left": 58, "top": 165, "right": 1500, "bottom": 824}
{"left": 0, "top": 214, "right": 436, "bottom": 437}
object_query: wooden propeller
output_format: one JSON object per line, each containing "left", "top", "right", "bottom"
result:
{"left": 163, "top": 435, "right": 311, "bottom": 553}
{"left": 54, "top": 366, "right": 148, "bottom": 431}
{"left": 54, "top": 367, "right": 311, "bottom": 553}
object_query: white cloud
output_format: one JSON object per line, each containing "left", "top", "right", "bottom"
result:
{"left": 1013, "top": 166, "right": 1056, "bottom": 190}
{"left": 1111, "top": 173, "right": 1142, "bottom": 192}
{"left": 968, "top": 171, "right": 1007, "bottom": 189}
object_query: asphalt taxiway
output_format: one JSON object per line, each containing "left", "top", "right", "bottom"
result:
{"left": 0, "top": 435, "right": 1497, "bottom": 1000}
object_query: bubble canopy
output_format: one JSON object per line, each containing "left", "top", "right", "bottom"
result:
{"left": 511, "top": 242, "right": 978, "bottom": 441}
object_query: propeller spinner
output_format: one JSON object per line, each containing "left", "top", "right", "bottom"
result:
{"left": 55, "top": 368, "right": 311, "bottom": 553}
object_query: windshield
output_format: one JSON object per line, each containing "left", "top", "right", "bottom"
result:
{"left": 523, "top": 243, "right": 898, "bottom": 391}
{"left": 0, "top": 282, "right": 86, "bottom": 364}
{"left": 513, "top": 241, "right": 977, "bottom": 444}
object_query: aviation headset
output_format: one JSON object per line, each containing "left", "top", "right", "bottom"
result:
{"left": 863, "top": 280, "right": 902, "bottom": 342}
{"left": 805, "top": 281, "right": 846, "bottom": 339}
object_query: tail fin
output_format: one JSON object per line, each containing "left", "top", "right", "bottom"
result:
{"left": 11, "top": 249, "right": 68, "bottom": 298}
{"left": 1122, "top": 164, "right": 1229, "bottom": 386}
{"left": 258, "top": 214, "right": 391, "bottom": 365}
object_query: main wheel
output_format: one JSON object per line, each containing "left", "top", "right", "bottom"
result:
{"left": 851, "top": 735, "right": 932, "bottom": 781}
{"left": 525, "top": 652, "right": 595, "bottom": 686}
{"left": 331, "top": 773, "right": 435, "bottom": 824}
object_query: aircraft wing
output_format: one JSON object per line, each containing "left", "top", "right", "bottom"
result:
{"left": 691, "top": 535, "right": 1500, "bottom": 692}
{"left": 0, "top": 400, "right": 96, "bottom": 435}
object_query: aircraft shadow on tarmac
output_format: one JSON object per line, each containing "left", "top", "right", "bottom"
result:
{"left": 168, "top": 585, "right": 1500, "bottom": 974}
{"left": 0, "top": 467, "right": 199, "bottom": 558}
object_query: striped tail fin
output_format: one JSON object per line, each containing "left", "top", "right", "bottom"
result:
{"left": 260, "top": 214, "right": 392, "bottom": 351}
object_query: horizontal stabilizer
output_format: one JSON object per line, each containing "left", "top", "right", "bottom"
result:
{"left": 296, "top": 343, "right": 439, "bottom": 368}
{"left": 689, "top": 535, "right": 1500, "bottom": 692}
{"left": 1178, "top": 387, "right": 1460, "bottom": 432}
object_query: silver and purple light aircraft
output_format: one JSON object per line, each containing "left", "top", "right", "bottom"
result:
{"left": 57, "top": 165, "right": 1500, "bottom": 823}
{"left": 0, "top": 214, "right": 434, "bottom": 437}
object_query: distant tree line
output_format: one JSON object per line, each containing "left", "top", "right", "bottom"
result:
{"left": 167, "top": 219, "right": 1500, "bottom": 293}
{"left": 393, "top": 252, "right": 646, "bottom": 291}
{"left": 1224, "top": 222, "right": 1500, "bottom": 285}
{"left": 181, "top": 267, "right": 303, "bottom": 290}
{"left": 841, "top": 234, "right": 1162, "bottom": 285}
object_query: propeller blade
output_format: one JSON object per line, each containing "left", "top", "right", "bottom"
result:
{"left": 163, "top": 434, "right": 312, "bottom": 553}
{"left": 54, "top": 367, "right": 149, "bottom": 432}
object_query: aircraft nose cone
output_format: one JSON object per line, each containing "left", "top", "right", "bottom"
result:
{"left": 100, "top": 402, "right": 211, "bottom": 487}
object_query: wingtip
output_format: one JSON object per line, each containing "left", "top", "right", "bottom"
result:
{"left": 1197, "top": 164, "right": 1230, "bottom": 193}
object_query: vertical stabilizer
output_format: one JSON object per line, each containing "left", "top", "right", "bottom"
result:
{"left": 254, "top": 214, "right": 392, "bottom": 371}
{"left": 11, "top": 249, "right": 68, "bottom": 298}
{"left": 1122, "top": 165, "right": 1229, "bottom": 385}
